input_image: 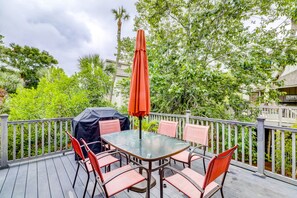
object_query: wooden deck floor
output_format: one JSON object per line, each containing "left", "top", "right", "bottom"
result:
{"left": 0, "top": 152, "right": 297, "bottom": 198}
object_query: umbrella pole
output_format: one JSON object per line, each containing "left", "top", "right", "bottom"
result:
{"left": 139, "top": 116, "right": 142, "bottom": 139}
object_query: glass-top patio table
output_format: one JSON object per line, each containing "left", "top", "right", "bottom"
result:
{"left": 101, "top": 129, "right": 190, "bottom": 197}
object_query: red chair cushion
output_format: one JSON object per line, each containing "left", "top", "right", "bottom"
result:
{"left": 103, "top": 165, "right": 146, "bottom": 197}
{"left": 165, "top": 168, "right": 219, "bottom": 197}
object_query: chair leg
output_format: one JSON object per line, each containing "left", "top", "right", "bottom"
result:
{"left": 220, "top": 188, "right": 224, "bottom": 198}
{"left": 203, "top": 158, "right": 206, "bottom": 174}
{"left": 83, "top": 171, "right": 90, "bottom": 198}
{"left": 73, "top": 163, "right": 80, "bottom": 188}
{"left": 92, "top": 179, "right": 97, "bottom": 198}
{"left": 120, "top": 154, "right": 122, "bottom": 167}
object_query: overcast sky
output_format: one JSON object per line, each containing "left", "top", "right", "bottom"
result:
{"left": 0, "top": 0, "right": 138, "bottom": 75}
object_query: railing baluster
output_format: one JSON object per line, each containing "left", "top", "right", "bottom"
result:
{"left": 28, "top": 124, "right": 31, "bottom": 158}
{"left": 272, "top": 129, "right": 275, "bottom": 173}
{"left": 65, "top": 121, "right": 68, "bottom": 149}
{"left": 42, "top": 121, "right": 44, "bottom": 155}
{"left": 292, "top": 132, "right": 296, "bottom": 179}
{"left": 222, "top": 123, "right": 225, "bottom": 152}
{"left": 21, "top": 124, "right": 24, "bottom": 159}
{"left": 216, "top": 122, "right": 219, "bottom": 154}
{"left": 35, "top": 123, "right": 38, "bottom": 156}
{"left": 281, "top": 130, "right": 285, "bottom": 176}
{"left": 211, "top": 122, "right": 214, "bottom": 153}
{"left": 48, "top": 121, "right": 51, "bottom": 154}
{"left": 228, "top": 124, "right": 231, "bottom": 149}
{"left": 242, "top": 126, "right": 245, "bottom": 163}
{"left": 13, "top": 125, "right": 16, "bottom": 161}
{"left": 60, "top": 121, "right": 63, "bottom": 150}
{"left": 235, "top": 125, "right": 238, "bottom": 161}
{"left": 54, "top": 121, "right": 57, "bottom": 152}
{"left": 249, "top": 127, "right": 252, "bottom": 165}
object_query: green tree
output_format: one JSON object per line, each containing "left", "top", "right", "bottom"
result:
{"left": 77, "top": 54, "right": 113, "bottom": 107}
{"left": 8, "top": 68, "right": 89, "bottom": 120}
{"left": 1, "top": 41, "right": 58, "bottom": 89}
{"left": 110, "top": 6, "right": 130, "bottom": 101}
{"left": 135, "top": 0, "right": 297, "bottom": 119}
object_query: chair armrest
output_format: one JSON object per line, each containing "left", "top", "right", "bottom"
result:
{"left": 80, "top": 140, "right": 101, "bottom": 148}
{"left": 162, "top": 166, "right": 204, "bottom": 193}
{"left": 102, "top": 165, "right": 148, "bottom": 185}
{"left": 96, "top": 151, "right": 129, "bottom": 162}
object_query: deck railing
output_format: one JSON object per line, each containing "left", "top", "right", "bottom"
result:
{"left": 0, "top": 115, "right": 73, "bottom": 166}
{"left": 1, "top": 111, "right": 297, "bottom": 186}
{"left": 259, "top": 105, "right": 297, "bottom": 126}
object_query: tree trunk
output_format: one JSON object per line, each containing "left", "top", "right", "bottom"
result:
{"left": 110, "top": 20, "right": 122, "bottom": 102}
{"left": 291, "top": 18, "right": 297, "bottom": 36}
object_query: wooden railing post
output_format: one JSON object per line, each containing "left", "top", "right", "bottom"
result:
{"left": 278, "top": 106, "right": 282, "bottom": 126}
{"left": 186, "top": 110, "right": 191, "bottom": 124}
{"left": 256, "top": 116, "right": 266, "bottom": 177}
{"left": 1, "top": 114, "right": 9, "bottom": 168}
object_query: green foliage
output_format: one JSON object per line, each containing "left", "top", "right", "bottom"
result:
{"left": 131, "top": 117, "right": 159, "bottom": 132}
{"left": 0, "top": 35, "right": 58, "bottom": 92}
{"left": 8, "top": 68, "right": 89, "bottom": 120}
{"left": 77, "top": 54, "right": 113, "bottom": 107}
{"left": 134, "top": 0, "right": 297, "bottom": 120}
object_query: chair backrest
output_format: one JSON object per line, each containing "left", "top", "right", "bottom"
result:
{"left": 81, "top": 138, "right": 104, "bottom": 182}
{"left": 202, "top": 145, "right": 238, "bottom": 189}
{"left": 65, "top": 131, "right": 85, "bottom": 161}
{"left": 182, "top": 124, "right": 209, "bottom": 146}
{"left": 99, "top": 119, "right": 121, "bottom": 135}
{"left": 158, "top": 120, "right": 178, "bottom": 137}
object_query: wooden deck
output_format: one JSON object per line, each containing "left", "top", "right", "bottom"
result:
{"left": 0, "top": 152, "right": 297, "bottom": 198}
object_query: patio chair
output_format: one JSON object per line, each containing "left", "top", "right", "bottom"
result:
{"left": 81, "top": 138, "right": 149, "bottom": 198}
{"left": 158, "top": 120, "right": 178, "bottom": 138}
{"left": 170, "top": 124, "right": 209, "bottom": 173}
{"left": 65, "top": 131, "right": 120, "bottom": 198}
{"left": 99, "top": 119, "right": 121, "bottom": 151}
{"left": 160, "top": 145, "right": 238, "bottom": 198}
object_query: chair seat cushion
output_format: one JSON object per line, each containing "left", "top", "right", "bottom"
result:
{"left": 165, "top": 168, "right": 219, "bottom": 197}
{"left": 171, "top": 150, "right": 201, "bottom": 163}
{"left": 84, "top": 154, "right": 119, "bottom": 172}
{"left": 103, "top": 165, "right": 145, "bottom": 197}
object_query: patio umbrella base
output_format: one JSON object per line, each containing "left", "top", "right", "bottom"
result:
{"left": 129, "top": 172, "right": 156, "bottom": 193}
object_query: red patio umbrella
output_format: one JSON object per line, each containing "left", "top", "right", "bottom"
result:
{"left": 128, "top": 29, "right": 150, "bottom": 139}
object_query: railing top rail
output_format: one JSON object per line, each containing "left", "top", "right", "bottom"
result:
{"left": 264, "top": 124, "right": 297, "bottom": 133}
{"left": 7, "top": 117, "right": 74, "bottom": 124}
{"left": 189, "top": 115, "right": 256, "bottom": 127}
{"left": 149, "top": 112, "right": 186, "bottom": 118}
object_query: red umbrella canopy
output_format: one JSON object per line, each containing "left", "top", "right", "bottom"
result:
{"left": 128, "top": 29, "right": 150, "bottom": 118}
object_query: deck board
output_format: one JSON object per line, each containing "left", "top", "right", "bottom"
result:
{"left": 60, "top": 153, "right": 88, "bottom": 198}
{"left": 0, "top": 167, "right": 9, "bottom": 193}
{"left": 52, "top": 156, "right": 78, "bottom": 198}
{"left": 46, "top": 158, "right": 64, "bottom": 198}
{"left": 37, "top": 160, "right": 51, "bottom": 198}
{"left": 0, "top": 153, "right": 297, "bottom": 198}
{"left": 26, "top": 161, "right": 38, "bottom": 198}
{"left": 0, "top": 165, "right": 19, "bottom": 197}
{"left": 13, "top": 163, "right": 28, "bottom": 197}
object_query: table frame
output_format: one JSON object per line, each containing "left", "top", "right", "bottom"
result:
{"left": 101, "top": 130, "right": 190, "bottom": 198}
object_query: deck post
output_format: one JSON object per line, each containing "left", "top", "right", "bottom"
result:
{"left": 1, "top": 114, "right": 9, "bottom": 168}
{"left": 186, "top": 110, "right": 191, "bottom": 124}
{"left": 278, "top": 107, "right": 282, "bottom": 126}
{"left": 256, "top": 116, "right": 266, "bottom": 177}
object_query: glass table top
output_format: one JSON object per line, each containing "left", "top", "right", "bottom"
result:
{"left": 101, "top": 130, "right": 190, "bottom": 161}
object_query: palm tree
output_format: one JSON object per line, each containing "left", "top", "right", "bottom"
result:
{"left": 110, "top": 6, "right": 130, "bottom": 101}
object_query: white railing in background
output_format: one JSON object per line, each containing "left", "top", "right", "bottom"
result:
{"left": 1, "top": 111, "right": 297, "bottom": 186}
{"left": 259, "top": 105, "right": 297, "bottom": 126}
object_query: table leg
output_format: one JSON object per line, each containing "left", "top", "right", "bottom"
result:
{"left": 146, "top": 161, "right": 152, "bottom": 198}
